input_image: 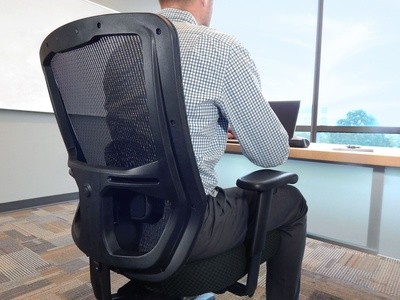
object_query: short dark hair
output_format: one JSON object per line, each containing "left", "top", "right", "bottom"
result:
{"left": 159, "top": 0, "right": 194, "bottom": 6}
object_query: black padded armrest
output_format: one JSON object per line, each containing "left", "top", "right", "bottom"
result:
{"left": 236, "top": 169, "right": 298, "bottom": 192}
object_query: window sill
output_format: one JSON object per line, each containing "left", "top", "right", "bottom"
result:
{"left": 225, "top": 141, "right": 400, "bottom": 168}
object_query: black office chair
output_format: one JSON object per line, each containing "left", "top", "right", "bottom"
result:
{"left": 40, "top": 13, "right": 298, "bottom": 299}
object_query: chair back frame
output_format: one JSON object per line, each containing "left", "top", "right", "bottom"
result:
{"left": 40, "top": 13, "right": 206, "bottom": 282}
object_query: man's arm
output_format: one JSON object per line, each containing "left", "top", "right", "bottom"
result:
{"left": 220, "top": 41, "right": 289, "bottom": 167}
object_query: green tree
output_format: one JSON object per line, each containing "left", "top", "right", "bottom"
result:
{"left": 325, "top": 109, "right": 392, "bottom": 147}
{"left": 337, "top": 110, "right": 377, "bottom": 126}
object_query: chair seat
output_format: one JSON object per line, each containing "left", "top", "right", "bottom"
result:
{"left": 119, "top": 229, "right": 280, "bottom": 298}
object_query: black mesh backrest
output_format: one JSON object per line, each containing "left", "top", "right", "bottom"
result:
{"left": 51, "top": 35, "right": 157, "bottom": 168}
{"left": 40, "top": 13, "right": 206, "bottom": 281}
{"left": 103, "top": 36, "right": 157, "bottom": 168}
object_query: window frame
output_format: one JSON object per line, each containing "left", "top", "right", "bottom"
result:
{"left": 304, "top": 0, "right": 400, "bottom": 144}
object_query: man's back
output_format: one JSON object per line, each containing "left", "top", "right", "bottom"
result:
{"left": 158, "top": 3, "right": 308, "bottom": 298}
{"left": 159, "top": 8, "right": 289, "bottom": 195}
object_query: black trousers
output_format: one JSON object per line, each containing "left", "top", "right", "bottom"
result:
{"left": 190, "top": 185, "right": 308, "bottom": 300}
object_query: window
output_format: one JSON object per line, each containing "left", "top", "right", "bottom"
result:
{"left": 213, "top": 0, "right": 400, "bottom": 147}
{"left": 316, "top": 0, "right": 400, "bottom": 147}
{"left": 213, "top": 0, "right": 317, "bottom": 127}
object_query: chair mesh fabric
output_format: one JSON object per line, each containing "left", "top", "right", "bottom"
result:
{"left": 138, "top": 206, "right": 171, "bottom": 253}
{"left": 51, "top": 34, "right": 169, "bottom": 254}
{"left": 51, "top": 35, "right": 157, "bottom": 168}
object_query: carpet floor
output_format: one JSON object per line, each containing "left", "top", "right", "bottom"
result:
{"left": 0, "top": 201, "right": 399, "bottom": 299}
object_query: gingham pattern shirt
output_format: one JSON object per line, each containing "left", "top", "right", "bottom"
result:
{"left": 159, "top": 9, "right": 289, "bottom": 196}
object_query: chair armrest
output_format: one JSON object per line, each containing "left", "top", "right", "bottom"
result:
{"left": 236, "top": 169, "right": 298, "bottom": 192}
{"left": 234, "top": 169, "right": 298, "bottom": 296}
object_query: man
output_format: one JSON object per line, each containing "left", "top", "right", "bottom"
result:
{"left": 158, "top": 0, "right": 308, "bottom": 299}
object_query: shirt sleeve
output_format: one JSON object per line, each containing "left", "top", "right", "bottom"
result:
{"left": 219, "top": 40, "right": 289, "bottom": 167}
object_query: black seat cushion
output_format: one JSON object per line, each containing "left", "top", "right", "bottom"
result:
{"left": 120, "top": 229, "right": 280, "bottom": 298}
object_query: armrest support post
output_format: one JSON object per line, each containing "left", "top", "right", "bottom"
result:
{"left": 250, "top": 190, "right": 274, "bottom": 256}
{"left": 245, "top": 189, "right": 273, "bottom": 296}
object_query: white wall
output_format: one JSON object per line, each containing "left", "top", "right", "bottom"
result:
{"left": 0, "top": 1, "right": 160, "bottom": 204}
{"left": 0, "top": 110, "right": 77, "bottom": 203}
{"left": 0, "top": 0, "right": 159, "bottom": 113}
{"left": 0, "top": 0, "right": 117, "bottom": 113}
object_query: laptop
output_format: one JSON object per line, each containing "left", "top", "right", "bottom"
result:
{"left": 268, "top": 100, "right": 300, "bottom": 140}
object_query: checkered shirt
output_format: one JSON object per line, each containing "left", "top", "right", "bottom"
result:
{"left": 159, "top": 9, "right": 289, "bottom": 196}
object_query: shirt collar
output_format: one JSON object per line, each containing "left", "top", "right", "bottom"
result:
{"left": 158, "top": 8, "right": 198, "bottom": 25}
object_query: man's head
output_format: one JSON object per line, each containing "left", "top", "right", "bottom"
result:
{"left": 159, "top": 0, "right": 214, "bottom": 26}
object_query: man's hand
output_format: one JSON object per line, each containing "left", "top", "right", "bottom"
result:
{"left": 227, "top": 128, "right": 236, "bottom": 139}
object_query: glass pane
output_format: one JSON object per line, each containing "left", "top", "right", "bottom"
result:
{"left": 317, "top": 132, "right": 400, "bottom": 148}
{"left": 319, "top": 0, "right": 400, "bottom": 127}
{"left": 212, "top": 0, "right": 318, "bottom": 125}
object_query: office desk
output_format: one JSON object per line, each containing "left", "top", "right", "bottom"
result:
{"left": 223, "top": 141, "right": 400, "bottom": 259}
{"left": 226, "top": 142, "right": 400, "bottom": 168}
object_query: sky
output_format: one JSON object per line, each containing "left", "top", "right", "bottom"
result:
{"left": 212, "top": 0, "right": 400, "bottom": 127}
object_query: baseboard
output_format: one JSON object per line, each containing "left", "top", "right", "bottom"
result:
{"left": 0, "top": 192, "right": 79, "bottom": 213}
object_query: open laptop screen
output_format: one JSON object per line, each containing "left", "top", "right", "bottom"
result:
{"left": 268, "top": 100, "right": 300, "bottom": 140}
